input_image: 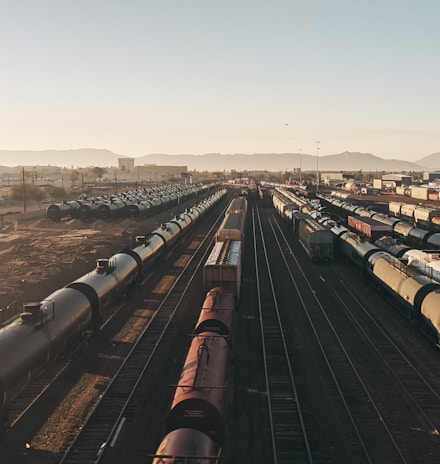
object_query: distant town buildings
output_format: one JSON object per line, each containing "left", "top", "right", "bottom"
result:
{"left": 423, "top": 171, "right": 440, "bottom": 183}
{"left": 118, "top": 157, "right": 135, "bottom": 172}
{"left": 106, "top": 162, "right": 189, "bottom": 184}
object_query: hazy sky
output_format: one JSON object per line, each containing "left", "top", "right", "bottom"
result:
{"left": 1, "top": 1, "right": 439, "bottom": 162}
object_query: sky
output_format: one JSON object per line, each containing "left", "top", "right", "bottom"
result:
{"left": 1, "top": 1, "right": 440, "bottom": 162}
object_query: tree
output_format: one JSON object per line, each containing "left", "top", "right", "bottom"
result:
{"left": 10, "top": 182, "right": 45, "bottom": 203}
{"left": 44, "top": 185, "right": 66, "bottom": 200}
{"left": 70, "top": 170, "right": 79, "bottom": 188}
{"left": 92, "top": 166, "right": 106, "bottom": 179}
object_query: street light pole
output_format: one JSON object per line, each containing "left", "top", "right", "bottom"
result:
{"left": 299, "top": 148, "right": 302, "bottom": 183}
{"left": 316, "top": 141, "right": 320, "bottom": 194}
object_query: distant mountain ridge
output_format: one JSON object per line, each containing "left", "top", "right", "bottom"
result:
{"left": 1, "top": 148, "right": 440, "bottom": 172}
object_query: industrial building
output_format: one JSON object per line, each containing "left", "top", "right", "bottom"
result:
{"left": 103, "top": 163, "right": 189, "bottom": 184}
{"left": 423, "top": 171, "right": 440, "bottom": 183}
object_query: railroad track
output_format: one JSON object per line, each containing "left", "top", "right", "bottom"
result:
{"left": 268, "top": 210, "right": 431, "bottom": 463}
{"left": 251, "top": 204, "right": 312, "bottom": 464}
{"left": 322, "top": 265, "right": 440, "bottom": 453}
{"left": 58, "top": 206, "right": 227, "bottom": 464}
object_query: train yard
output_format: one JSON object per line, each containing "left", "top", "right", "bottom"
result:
{"left": 1, "top": 186, "right": 440, "bottom": 463}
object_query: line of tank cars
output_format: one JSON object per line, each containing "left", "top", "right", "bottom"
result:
{"left": 277, "top": 189, "right": 440, "bottom": 345}
{"left": 151, "top": 195, "right": 247, "bottom": 462}
{"left": 0, "top": 188, "right": 227, "bottom": 429}
{"left": 321, "top": 191, "right": 440, "bottom": 248}
{"left": 318, "top": 192, "right": 440, "bottom": 280}
{"left": 151, "top": 287, "right": 236, "bottom": 463}
{"left": 46, "top": 183, "right": 213, "bottom": 222}
{"left": 271, "top": 186, "right": 334, "bottom": 263}
{"left": 267, "top": 185, "right": 440, "bottom": 345}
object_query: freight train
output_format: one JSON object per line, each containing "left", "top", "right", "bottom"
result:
{"left": 46, "top": 183, "right": 212, "bottom": 223}
{"left": 374, "top": 236, "right": 440, "bottom": 284}
{"left": 152, "top": 287, "right": 235, "bottom": 463}
{"left": 203, "top": 196, "right": 247, "bottom": 297}
{"left": 319, "top": 193, "right": 440, "bottom": 250}
{"left": 331, "top": 223, "right": 440, "bottom": 345}
{"left": 272, "top": 187, "right": 333, "bottom": 263}
{"left": 151, "top": 198, "right": 243, "bottom": 462}
{"left": 0, "top": 189, "right": 227, "bottom": 429}
{"left": 274, "top": 190, "right": 440, "bottom": 343}
{"left": 389, "top": 201, "right": 440, "bottom": 231}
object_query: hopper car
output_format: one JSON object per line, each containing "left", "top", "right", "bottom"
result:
{"left": 0, "top": 189, "right": 227, "bottom": 428}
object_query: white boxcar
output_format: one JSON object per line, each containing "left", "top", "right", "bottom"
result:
{"left": 204, "top": 240, "right": 242, "bottom": 297}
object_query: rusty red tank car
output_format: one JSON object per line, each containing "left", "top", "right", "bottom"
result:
{"left": 194, "top": 287, "right": 235, "bottom": 337}
{"left": 165, "top": 332, "right": 230, "bottom": 443}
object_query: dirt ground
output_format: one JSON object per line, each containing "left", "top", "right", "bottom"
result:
{"left": 0, "top": 208, "right": 170, "bottom": 315}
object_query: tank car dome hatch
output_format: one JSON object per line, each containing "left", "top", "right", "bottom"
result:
{"left": 20, "top": 302, "right": 41, "bottom": 322}
{"left": 134, "top": 235, "right": 150, "bottom": 245}
{"left": 96, "top": 258, "right": 112, "bottom": 273}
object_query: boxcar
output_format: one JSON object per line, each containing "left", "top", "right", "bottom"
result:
{"left": 203, "top": 240, "right": 241, "bottom": 297}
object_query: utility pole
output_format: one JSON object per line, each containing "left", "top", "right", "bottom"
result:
{"left": 22, "top": 167, "right": 26, "bottom": 213}
{"left": 315, "top": 141, "right": 320, "bottom": 194}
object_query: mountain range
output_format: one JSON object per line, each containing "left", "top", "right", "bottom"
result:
{"left": 1, "top": 149, "right": 440, "bottom": 172}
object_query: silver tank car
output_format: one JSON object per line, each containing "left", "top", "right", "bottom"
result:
{"left": 151, "top": 221, "right": 182, "bottom": 251}
{"left": 337, "top": 231, "right": 382, "bottom": 270}
{"left": 46, "top": 200, "right": 82, "bottom": 222}
{"left": 426, "top": 232, "right": 440, "bottom": 249}
{"left": 421, "top": 291, "right": 440, "bottom": 343}
{"left": 66, "top": 253, "right": 139, "bottom": 313}
{"left": 129, "top": 234, "right": 166, "bottom": 270}
{"left": 98, "top": 200, "right": 126, "bottom": 220}
{"left": 374, "top": 236, "right": 411, "bottom": 259}
{"left": 126, "top": 200, "right": 152, "bottom": 218}
{"left": 147, "top": 197, "right": 163, "bottom": 213}
{"left": 368, "top": 254, "right": 440, "bottom": 316}
{"left": 170, "top": 215, "right": 191, "bottom": 237}
{"left": 393, "top": 221, "right": 415, "bottom": 240}
{"left": 0, "top": 287, "right": 92, "bottom": 416}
